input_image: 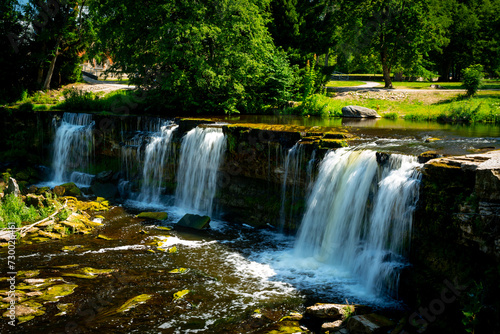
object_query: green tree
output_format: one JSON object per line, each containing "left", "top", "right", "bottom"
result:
{"left": 91, "top": 0, "right": 292, "bottom": 114}
{"left": 0, "top": 0, "right": 28, "bottom": 102}
{"left": 431, "top": 0, "right": 500, "bottom": 81}
{"left": 24, "top": 0, "right": 90, "bottom": 90}
{"left": 339, "top": 0, "right": 446, "bottom": 88}
{"left": 463, "top": 64, "right": 484, "bottom": 97}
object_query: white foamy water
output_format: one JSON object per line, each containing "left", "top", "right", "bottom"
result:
{"left": 52, "top": 113, "right": 94, "bottom": 183}
{"left": 175, "top": 127, "right": 226, "bottom": 216}
{"left": 294, "top": 148, "right": 421, "bottom": 297}
{"left": 137, "top": 122, "right": 178, "bottom": 203}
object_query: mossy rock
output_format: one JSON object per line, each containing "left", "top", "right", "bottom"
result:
{"left": 115, "top": 294, "right": 152, "bottom": 313}
{"left": 323, "top": 132, "right": 350, "bottom": 139}
{"left": 96, "top": 234, "right": 113, "bottom": 240}
{"left": 52, "top": 264, "right": 79, "bottom": 269}
{"left": 320, "top": 139, "right": 348, "bottom": 149}
{"left": 136, "top": 212, "right": 168, "bottom": 220}
{"left": 53, "top": 185, "right": 66, "bottom": 196}
{"left": 60, "top": 220, "right": 88, "bottom": 232}
{"left": 29, "top": 237, "right": 51, "bottom": 243}
{"left": 61, "top": 182, "right": 81, "bottom": 197}
{"left": 2, "top": 300, "right": 45, "bottom": 322}
{"left": 37, "top": 230, "right": 62, "bottom": 240}
{"left": 418, "top": 151, "right": 442, "bottom": 163}
{"left": 55, "top": 303, "right": 74, "bottom": 316}
{"left": 61, "top": 245, "right": 83, "bottom": 252}
{"left": 39, "top": 284, "right": 78, "bottom": 302}
{"left": 266, "top": 320, "right": 304, "bottom": 334}
{"left": 17, "top": 270, "right": 40, "bottom": 278}
{"left": 15, "top": 171, "right": 30, "bottom": 181}
{"left": 177, "top": 213, "right": 211, "bottom": 230}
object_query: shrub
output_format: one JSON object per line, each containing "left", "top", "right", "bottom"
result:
{"left": 0, "top": 194, "right": 41, "bottom": 228}
{"left": 463, "top": 65, "right": 484, "bottom": 97}
{"left": 18, "top": 102, "right": 34, "bottom": 112}
{"left": 382, "top": 112, "right": 399, "bottom": 120}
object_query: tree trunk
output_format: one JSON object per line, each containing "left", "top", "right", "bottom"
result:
{"left": 42, "top": 36, "right": 62, "bottom": 90}
{"left": 324, "top": 51, "right": 329, "bottom": 67}
{"left": 380, "top": 49, "right": 393, "bottom": 88}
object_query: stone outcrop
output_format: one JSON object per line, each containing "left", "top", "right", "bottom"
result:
{"left": 4, "top": 177, "right": 20, "bottom": 196}
{"left": 402, "top": 150, "right": 500, "bottom": 333}
{"left": 341, "top": 105, "right": 381, "bottom": 118}
{"left": 177, "top": 214, "right": 211, "bottom": 229}
{"left": 346, "top": 314, "right": 395, "bottom": 334}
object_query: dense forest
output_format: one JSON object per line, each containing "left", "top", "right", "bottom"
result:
{"left": 1, "top": 0, "right": 500, "bottom": 114}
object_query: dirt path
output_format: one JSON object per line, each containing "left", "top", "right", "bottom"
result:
{"left": 79, "top": 74, "right": 136, "bottom": 93}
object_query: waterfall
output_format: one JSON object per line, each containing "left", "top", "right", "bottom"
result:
{"left": 294, "top": 148, "right": 421, "bottom": 296}
{"left": 52, "top": 113, "right": 94, "bottom": 184}
{"left": 120, "top": 119, "right": 177, "bottom": 204}
{"left": 175, "top": 126, "right": 226, "bottom": 216}
{"left": 279, "top": 143, "right": 306, "bottom": 231}
{"left": 137, "top": 122, "right": 178, "bottom": 203}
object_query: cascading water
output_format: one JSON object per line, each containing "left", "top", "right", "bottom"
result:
{"left": 52, "top": 113, "right": 94, "bottom": 184}
{"left": 175, "top": 126, "right": 226, "bottom": 216}
{"left": 120, "top": 119, "right": 178, "bottom": 204}
{"left": 137, "top": 122, "right": 178, "bottom": 203}
{"left": 279, "top": 143, "right": 306, "bottom": 231}
{"left": 294, "top": 148, "right": 421, "bottom": 296}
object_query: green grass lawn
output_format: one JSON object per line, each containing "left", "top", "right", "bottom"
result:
{"left": 290, "top": 91, "right": 500, "bottom": 124}
{"left": 390, "top": 80, "right": 500, "bottom": 90}
{"left": 325, "top": 80, "right": 367, "bottom": 87}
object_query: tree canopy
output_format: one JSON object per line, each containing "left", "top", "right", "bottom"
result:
{"left": 2, "top": 0, "right": 500, "bottom": 108}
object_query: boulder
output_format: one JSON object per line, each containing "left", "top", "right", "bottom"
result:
{"left": 61, "top": 182, "right": 81, "bottom": 197}
{"left": 36, "top": 187, "right": 51, "bottom": 196}
{"left": 25, "top": 194, "right": 44, "bottom": 208}
{"left": 53, "top": 185, "right": 66, "bottom": 197}
{"left": 346, "top": 313, "right": 395, "bottom": 334}
{"left": 90, "top": 182, "right": 118, "bottom": 199}
{"left": 177, "top": 214, "right": 211, "bottom": 230}
{"left": 306, "top": 303, "right": 371, "bottom": 321}
{"left": 321, "top": 320, "right": 343, "bottom": 331}
{"left": 95, "top": 170, "right": 114, "bottom": 183}
{"left": 136, "top": 212, "right": 168, "bottom": 221}
{"left": 4, "top": 177, "right": 20, "bottom": 196}
{"left": 418, "top": 151, "right": 441, "bottom": 163}
{"left": 28, "top": 185, "right": 38, "bottom": 194}
{"left": 341, "top": 105, "right": 381, "bottom": 118}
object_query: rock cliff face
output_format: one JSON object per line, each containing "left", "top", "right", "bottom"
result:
{"left": 402, "top": 150, "right": 500, "bottom": 333}
{"left": 2, "top": 110, "right": 500, "bottom": 332}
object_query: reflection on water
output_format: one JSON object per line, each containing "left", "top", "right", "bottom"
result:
{"left": 199, "top": 115, "right": 500, "bottom": 156}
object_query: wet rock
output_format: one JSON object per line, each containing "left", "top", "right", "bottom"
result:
{"left": 320, "top": 139, "right": 348, "bottom": 149}
{"left": 342, "top": 106, "right": 381, "bottom": 118}
{"left": 116, "top": 294, "right": 152, "bottom": 313}
{"left": 53, "top": 185, "right": 65, "bottom": 196}
{"left": 346, "top": 313, "right": 395, "bottom": 334}
{"left": 4, "top": 177, "right": 20, "bottom": 196}
{"left": 376, "top": 152, "right": 390, "bottom": 165}
{"left": 90, "top": 182, "right": 118, "bottom": 199}
{"left": 323, "top": 132, "right": 350, "bottom": 139}
{"left": 280, "top": 311, "right": 303, "bottom": 321}
{"left": 37, "top": 230, "right": 62, "bottom": 240}
{"left": 36, "top": 186, "right": 51, "bottom": 196}
{"left": 61, "top": 182, "right": 81, "bottom": 197}
{"left": 25, "top": 194, "right": 44, "bottom": 208}
{"left": 306, "top": 303, "right": 371, "bottom": 320}
{"left": 95, "top": 170, "right": 114, "bottom": 183}
{"left": 28, "top": 185, "right": 38, "bottom": 194}
{"left": 137, "top": 212, "right": 168, "bottom": 220}
{"left": 418, "top": 151, "right": 441, "bottom": 163}
{"left": 55, "top": 303, "right": 74, "bottom": 316}
{"left": 322, "top": 320, "right": 343, "bottom": 331}
{"left": 177, "top": 213, "right": 211, "bottom": 229}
